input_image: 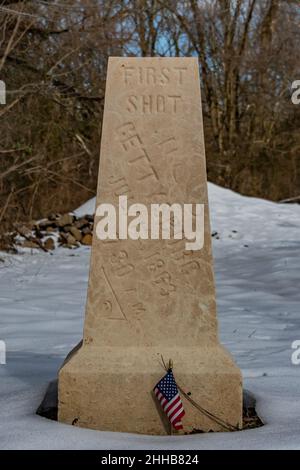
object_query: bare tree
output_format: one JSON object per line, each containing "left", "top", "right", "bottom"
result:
{"left": 0, "top": 0, "right": 299, "bottom": 248}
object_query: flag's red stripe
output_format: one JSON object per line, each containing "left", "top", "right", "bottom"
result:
{"left": 155, "top": 389, "right": 168, "bottom": 409}
{"left": 173, "top": 420, "right": 183, "bottom": 430}
{"left": 163, "top": 393, "right": 179, "bottom": 411}
{"left": 170, "top": 407, "right": 184, "bottom": 423}
{"left": 169, "top": 402, "right": 183, "bottom": 420}
{"left": 173, "top": 421, "right": 184, "bottom": 431}
{"left": 165, "top": 394, "right": 180, "bottom": 413}
{"left": 172, "top": 413, "right": 185, "bottom": 430}
{"left": 174, "top": 421, "right": 183, "bottom": 429}
{"left": 154, "top": 384, "right": 185, "bottom": 431}
{"left": 167, "top": 398, "right": 181, "bottom": 418}
{"left": 171, "top": 408, "right": 185, "bottom": 424}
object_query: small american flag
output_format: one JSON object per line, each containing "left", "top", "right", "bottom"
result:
{"left": 153, "top": 368, "right": 185, "bottom": 430}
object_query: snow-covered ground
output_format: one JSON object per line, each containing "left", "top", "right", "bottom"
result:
{"left": 0, "top": 183, "right": 300, "bottom": 450}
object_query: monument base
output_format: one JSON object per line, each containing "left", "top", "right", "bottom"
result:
{"left": 58, "top": 344, "right": 242, "bottom": 435}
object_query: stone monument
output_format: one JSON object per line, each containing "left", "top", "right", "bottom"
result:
{"left": 58, "top": 57, "right": 242, "bottom": 434}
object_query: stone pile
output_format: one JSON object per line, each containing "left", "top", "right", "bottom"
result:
{"left": 14, "top": 212, "right": 94, "bottom": 251}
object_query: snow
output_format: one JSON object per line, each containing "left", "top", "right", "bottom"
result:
{"left": 74, "top": 198, "right": 96, "bottom": 217}
{"left": 1, "top": 183, "right": 300, "bottom": 449}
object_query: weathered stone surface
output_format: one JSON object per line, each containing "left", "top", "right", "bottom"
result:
{"left": 38, "top": 383, "right": 262, "bottom": 430}
{"left": 58, "top": 57, "right": 242, "bottom": 435}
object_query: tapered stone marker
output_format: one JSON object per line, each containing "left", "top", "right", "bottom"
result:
{"left": 58, "top": 57, "right": 242, "bottom": 434}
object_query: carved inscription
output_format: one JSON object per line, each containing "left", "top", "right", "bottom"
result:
{"left": 87, "top": 267, "right": 127, "bottom": 321}
{"left": 122, "top": 64, "right": 186, "bottom": 114}
{"left": 108, "top": 175, "right": 133, "bottom": 200}
{"left": 116, "top": 122, "right": 159, "bottom": 183}
{"left": 110, "top": 250, "right": 134, "bottom": 278}
{"left": 157, "top": 136, "right": 178, "bottom": 155}
{"left": 123, "top": 288, "right": 146, "bottom": 317}
{"left": 143, "top": 250, "right": 176, "bottom": 297}
{"left": 122, "top": 65, "right": 187, "bottom": 86}
{"left": 126, "top": 95, "right": 181, "bottom": 114}
{"left": 166, "top": 238, "right": 202, "bottom": 275}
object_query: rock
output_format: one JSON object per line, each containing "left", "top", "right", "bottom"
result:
{"left": 44, "top": 238, "right": 55, "bottom": 250}
{"left": 18, "top": 225, "right": 32, "bottom": 238}
{"left": 38, "top": 220, "right": 57, "bottom": 230}
{"left": 59, "top": 232, "right": 78, "bottom": 249}
{"left": 74, "top": 217, "right": 90, "bottom": 229}
{"left": 70, "top": 226, "right": 82, "bottom": 241}
{"left": 66, "top": 234, "right": 77, "bottom": 245}
{"left": 48, "top": 213, "right": 59, "bottom": 221}
{"left": 22, "top": 240, "right": 40, "bottom": 249}
{"left": 81, "top": 226, "right": 92, "bottom": 235}
{"left": 62, "top": 224, "right": 73, "bottom": 233}
{"left": 59, "top": 232, "right": 68, "bottom": 244}
{"left": 13, "top": 210, "right": 94, "bottom": 252}
{"left": 57, "top": 213, "right": 74, "bottom": 227}
{"left": 59, "top": 232, "right": 77, "bottom": 246}
{"left": 34, "top": 228, "right": 44, "bottom": 239}
{"left": 81, "top": 233, "right": 93, "bottom": 245}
